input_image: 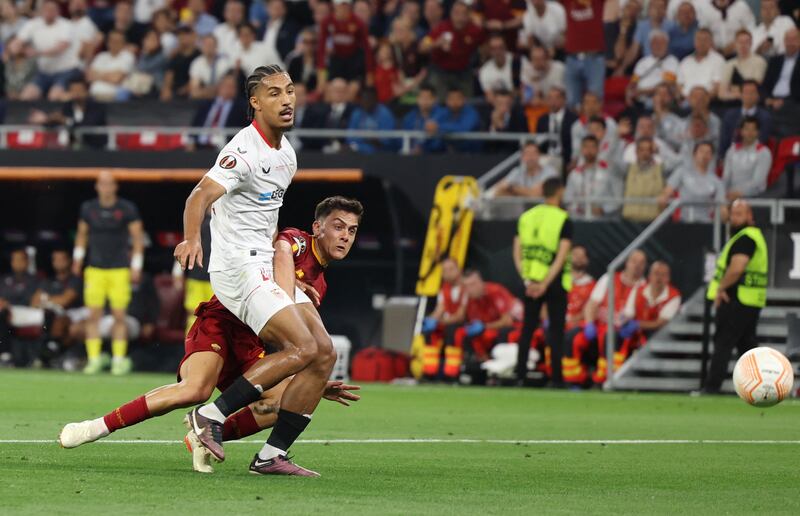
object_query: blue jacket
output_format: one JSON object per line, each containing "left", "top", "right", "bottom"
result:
{"left": 431, "top": 104, "right": 482, "bottom": 152}
{"left": 401, "top": 105, "right": 448, "bottom": 153}
{"left": 346, "top": 104, "right": 398, "bottom": 154}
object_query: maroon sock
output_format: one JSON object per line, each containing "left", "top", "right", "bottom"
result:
{"left": 102, "top": 396, "right": 151, "bottom": 433}
{"left": 223, "top": 408, "right": 262, "bottom": 441}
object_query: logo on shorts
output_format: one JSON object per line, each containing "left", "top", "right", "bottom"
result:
{"left": 219, "top": 155, "right": 237, "bottom": 169}
{"left": 211, "top": 343, "right": 221, "bottom": 352}
{"left": 292, "top": 236, "right": 307, "bottom": 257}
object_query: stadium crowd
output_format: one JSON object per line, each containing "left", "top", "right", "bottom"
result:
{"left": 0, "top": 0, "right": 797, "bottom": 163}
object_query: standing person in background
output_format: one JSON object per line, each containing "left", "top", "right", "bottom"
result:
{"left": 316, "top": 0, "right": 373, "bottom": 100}
{"left": 72, "top": 171, "right": 145, "bottom": 375}
{"left": 513, "top": 178, "right": 572, "bottom": 386}
{"left": 703, "top": 199, "right": 767, "bottom": 394}
{"left": 420, "top": 0, "right": 486, "bottom": 100}
{"left": 721, "top": 117, "right": 772, "bottom": 200}
{"left": 562, "top": 0, "right": 606, "bottom": 108}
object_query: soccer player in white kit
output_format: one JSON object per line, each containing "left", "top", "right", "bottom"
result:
{"left": 174, "top": 65, "right": 337, "bottom": 477}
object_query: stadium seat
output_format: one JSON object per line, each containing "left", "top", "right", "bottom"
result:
{"left": 6, "top": 130, "right": 66, "bottom": 149}
{"left": 115, "top": 132, "right": 186, "bottom": 151}
{"left": 153, "top": 273, "right": 186, "bottom": 345}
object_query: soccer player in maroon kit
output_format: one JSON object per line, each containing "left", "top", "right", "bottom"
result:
{"left": 59, "top": 197, "right": 364, "bottom": 475}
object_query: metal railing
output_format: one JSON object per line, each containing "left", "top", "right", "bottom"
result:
{"left": 0, "top": 124, "right": 553, "bottom": 155}
{"left": 603, "top": 198, "right": 800, "bottom": 390}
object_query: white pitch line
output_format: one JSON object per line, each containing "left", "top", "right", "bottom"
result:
{"left": 1, "top": 439, "right": 799, "bottom": 445}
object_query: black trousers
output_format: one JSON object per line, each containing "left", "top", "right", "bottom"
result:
{"left": 704, "top": 295, "right": 761, "bottom": 393}
{"left": 516, "top": 283, "right": 567, "bottom": 383}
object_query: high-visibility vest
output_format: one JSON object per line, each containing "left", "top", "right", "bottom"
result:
{"left": 706, "top": 226, "right": 768, "bottom": 308}
{"left": 517, "top": 204, "right": 572, "bottom": 291}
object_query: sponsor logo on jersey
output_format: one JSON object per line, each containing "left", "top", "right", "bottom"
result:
{"left": 261, "top": 166, "right": 271, "bottom": 174}
{"left": 211, "top": 343, "right": 221, "bottom": 352}
{"left": 292, "top": 236, "right": 307, "bottom": 257}
{"left": 219, "top": 155, "right": 237, "bottom": 169}
{"left": 258, "top": 188, "right": 286, "bottom": 202}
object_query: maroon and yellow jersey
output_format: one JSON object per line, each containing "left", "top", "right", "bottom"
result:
{"left": 276, "top": 227, "right": 328, "bottom": 304}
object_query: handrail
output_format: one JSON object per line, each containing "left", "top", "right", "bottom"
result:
{"left": 476, "top": 150, "right": 522, "bottom": 189}
{"left": 0, "top": 124, "right": 553, "bottom": 154}
{"left": 604, "top": 198, "right": 682, "bottom": 391}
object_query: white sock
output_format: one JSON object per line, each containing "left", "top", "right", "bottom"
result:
{"left": 198, "top": 403, "right": 226, "bottom": 424}
{"left": 90, "top": 417, "right": 110, "bottom": 438}
{"left": 257, "top": 443, "right": 286, "bottom": 461}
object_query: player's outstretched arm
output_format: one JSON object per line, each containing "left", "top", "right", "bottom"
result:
{"left": 175, "top": 177, "right": 225, "bottom": 270}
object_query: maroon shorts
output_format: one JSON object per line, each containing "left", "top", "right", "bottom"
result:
{"left": 177, "top": 297, "right": 265, "bottom": 392}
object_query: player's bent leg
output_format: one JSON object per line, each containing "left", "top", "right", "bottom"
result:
{"left": 188, "top": 304, "right": 317, "bottom": 463}
{"left": 59, "top": 351, "right": 223, "bottom": 450}
{"left": 222, "top": 378, "right": 291, "bottom": 442}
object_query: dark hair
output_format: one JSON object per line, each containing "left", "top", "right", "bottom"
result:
{"left": 238, "top": 22, "right": 257, "bottom": 36}
{"left": 542, "top": 177, "right": 563, "bottom": 198}
{"left": 636, "top": 136, "right": 655, "bottom": 146}
{"left": 67, "top": 75, "right": 88, "bottom": 89}
{"left": 582, "top": 135, "right": 599, "bottom": 145}
{"left": 740, "top": 115, "right": 760, "bottom": 130}
{"left": 696, "top": 27, "right": 712, "bottom": 37}
{"left": 315, "top": 196, "right": 364, "bottom": 222}
{"left": 462, "top": 268, "right": 481, "bottom": 279}
{"left": 419, "top": 83, "right": 436, "bottom": 95}
{"left": 493, "top": 87, "right": 512, "bottom": 97}
{"left": 176, "top": 25, "right": 194, "bottom": 35}
{"left": 521, "top": 140, "right": 539, "bottom": 150}
{"left": 245, "top": 64, "right": 288, "bottom": 119}
{"left": 588, "top": 115, "right": 606, "bottom": 129}
{"left": 741, "top": 79, "right": 760, "bottom": 91}
{"left": 108, "top": 29, "right": 127, "bottom": 41}
{"left": 447, "top": 86, "right": 465, "bottom": 95}
{"left": 694, "top": 141, "right": 714, "bottom": 154}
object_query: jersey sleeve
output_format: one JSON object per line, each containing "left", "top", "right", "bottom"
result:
{"left": 123, "top": 200, "right": 142, "bottom": 224}
{"left": 729, "top": 235, "right": 756, "bottom": 258}
{"left": 560, "top": 219, "right": 573, "bottom": 241}
{"left": 659, "top": 296, "right": 681, "bottom": 321}
{"left": 623, "top": 285, "right": 638, "bottom": 320}
{"left": 78, "top": 200, "right": 91, "bottom": 223}
{"left": 276, "top": 228, "right": 309, "bottom": 258}
{"left": 589, "top": 274, "right": 609, "bottom": 303}
{"left": 205, "top": 144, "right": 253, "bottom": 193}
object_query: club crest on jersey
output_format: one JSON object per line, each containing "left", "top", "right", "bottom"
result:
{"left": 292, "top": 236, "right": 307, "bottom": 257}
{"left": 219, "top": 155, "right": 237, "bottom": 169}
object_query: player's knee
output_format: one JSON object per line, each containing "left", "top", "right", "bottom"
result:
{"left": 316, "top": 335, "right": 337, "bottom": 369}
{"left": 181, "top": 383, "right": 215, "bottom": 405}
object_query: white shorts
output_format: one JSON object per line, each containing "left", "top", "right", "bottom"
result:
{"left": 210, "top": 262, "right": 295, "bottom": 335}
{"left": 294, "top": 286, "right": 312, "bottom": 305}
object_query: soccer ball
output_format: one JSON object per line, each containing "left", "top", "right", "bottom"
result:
{"left": 732, "top": 347, "right": 794, "bottom": 407}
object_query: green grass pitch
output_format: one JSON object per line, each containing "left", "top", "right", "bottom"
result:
{"left": 1, "top": 370, "right": 799, "bottom": 515}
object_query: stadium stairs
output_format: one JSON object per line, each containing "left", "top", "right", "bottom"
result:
{"left": 614, "top": 287, "right": 800, "bottom": 393}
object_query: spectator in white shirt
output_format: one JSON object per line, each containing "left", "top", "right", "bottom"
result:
{"left": 87, "top": 30, "right": 136, "bottom": 101}
{"left": 660, "top": 141, "right": 726, "bottom": 222}
{"left": 213, "top": 0, "right": 245, "bottom": 60}
{"left": 68, "top": 0, "right": 102, "bottom": 68}
{"left": 621, "top": 115, "right": 680, "bottom": 173}
{"left": 677, "top": 28, "right": 725, "bottom": 98}
{"left": 520, "top": 45, "right": 565, "bottom": 106}
{"left": 479, "top": 34, "right": 517, "bottom": 102}
{"left": 571, "top": 91, "right": 617, "bottom": 163}
{"left": 231, "top": 22, "right": 272, "bottom": 77}
{"left": 722, "top": 116, "right": 772, "bottom": 200}
{"left": 134, "top": 0, "right": 167, "bottom": 25}
{"left": 751, "top": 0, "right": 796, "bottom": 58}
{"left": 518, "top": 0, "right": 566, "bottom": 51}
{"left": 494, "top": 142, "right": 559, "bottom": 197}
{"left": 718, "top": 29, "right": 767, "bottom": 101}
{"left": 565, "top": 135, "right": 622, "bottom": 216}
{"left": 10, "top": 0, "right": 82, "bottom": 101}
{"left": 189, "top": 35, "right": 232, "bottom": 99}
{"left": 628, "top": 29, "right": 679, "bottom": 107}
{"left": 0, "top": 0, "right": 28, "bottom": 43}
{"left": 704, "top": 0, "right": 755, "bottom": 56}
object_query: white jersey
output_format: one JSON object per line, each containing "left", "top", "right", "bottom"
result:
{"left": 205, "top": 121, "right": 297, "bottom": 273}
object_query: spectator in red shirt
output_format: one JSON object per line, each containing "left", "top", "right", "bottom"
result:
{"left": 316, "top": 0, "right": 374, "bottom": 98}
{"left": 472, "top": 0, "right": 525, "bottom": 51}
{"left": 374, "top": 41, "right": 403, "bottom": 104}
{"left": 563, "top": 0, "right": 606, "bottom": 109}
{"left": 420, "top": 0, "right": 486, "bottom": 99}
